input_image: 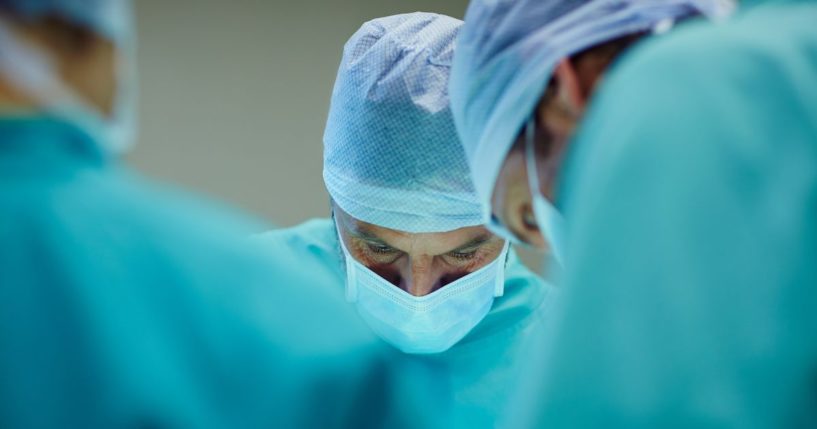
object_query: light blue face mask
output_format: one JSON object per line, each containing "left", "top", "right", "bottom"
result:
{"left": 0, "top": 14, "right": 137, "bottom": 154}
{"left": 525, "top": 118, "right": 567, "bottom": 265}
{"left": 336, "top": 221, "right": 510, "bottom": 354}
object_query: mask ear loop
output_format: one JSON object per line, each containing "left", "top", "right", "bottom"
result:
{"left": 333, "top": 217, "right": 359, "bottom": 302}
{"left": 525, "top": 117, "right": 545, "bottom": 208}
{"left": 344, "top": 252, "right": 359, "bottom": 303}
{"left": 0, "top": 18, "right": 66, "bottom": 106}
{"left": 493, "top": 242, "right": 511, "bottom": 297}
{"left": 525, "top": 117, "right": 569, "bottom": 265}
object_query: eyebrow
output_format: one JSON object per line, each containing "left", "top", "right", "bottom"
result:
{"left": 450, "top": 235, "right": 493, "bottom": 253}
{"left": 348, "top": 227, "right": 392, "bottom": 246}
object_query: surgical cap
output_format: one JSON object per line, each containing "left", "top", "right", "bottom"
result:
{"left": 449, "top": 0, "right": 734, "bottom": 214}
{"left": 0, "top": 0, "right": 131, "bottom": 43}
{"left": 323, "top": 13, "right": 484, "bottom": 233}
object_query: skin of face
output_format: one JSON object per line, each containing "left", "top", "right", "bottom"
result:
{"left": 491, "top": 56, "right": 606, "bottom": 249}
{"left": 0, "top": 13, "right": 117, "bottom": 115}
{"left": 334, "top": 205, "right": 507, "bottom": 297}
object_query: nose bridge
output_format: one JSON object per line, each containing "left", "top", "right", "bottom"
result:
{"left": 403, "top": 255, "right": 439, "bottom": 297}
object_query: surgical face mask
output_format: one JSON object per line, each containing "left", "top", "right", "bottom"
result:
{"left": 336, "top": 222, "right": 510, "bottom": 354}
{"left": 0, "top": 16, "right": 137, "bottom": 155}
{"left": 485, "top": 212, "right": 521, "bottom": 245}
{"left": 525, "top": 118, "right": 566, "bottom": 265}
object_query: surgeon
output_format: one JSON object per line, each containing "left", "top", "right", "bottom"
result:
{"left": 451, "top": 0, "right": 817, "bottom": 427}
{"left": 449, "top": 0, "right": 732, "bottom": 265}
{"left": 254, "top": 12, "right": 553, "bottom": 427}
{"left": 0, "top": 1, "right": 413, "bottom": 428}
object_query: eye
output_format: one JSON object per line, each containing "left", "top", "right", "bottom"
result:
{"left": 449, "top": 249, "right": 478, "bottom": 261}
{"left": 367, "top": 242, "right": 397, "bottom": 255}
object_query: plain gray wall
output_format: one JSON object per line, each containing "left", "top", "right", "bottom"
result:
{"left": 130, "top": 0, "right": 547, "bottom": 272}
{"left": 129, "top": 0, "right": 470, "bottom": 229}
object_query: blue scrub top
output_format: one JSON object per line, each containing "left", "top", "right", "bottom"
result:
{"left": 0, "top": 117, "right": 414, "bottom": 428}
{"left": 254, "top": 218, "right": 555, "bottom": 428}
{"left": 516, "top": 1, "right": 817, "bottom": 427}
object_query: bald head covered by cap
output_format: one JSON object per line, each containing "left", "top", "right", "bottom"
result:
{"left": 323, "top": 12, "right": 485, "bottom": 234}
{"left": 449, "top": 0, "right": 734, "bottom": 213}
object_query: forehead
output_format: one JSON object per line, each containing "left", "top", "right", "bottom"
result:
{"left": 335, "top": 207, "right": 493, "bottom": 255}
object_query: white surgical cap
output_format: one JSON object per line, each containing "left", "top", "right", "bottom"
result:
{"left": 449, "top": 0, "right": 734, "bottom": 216}
{"left": 323, "top": 12, "right": 484, "bottom": 233}
{"left": 0, "top": 0, "right": 131, "bottom": 43}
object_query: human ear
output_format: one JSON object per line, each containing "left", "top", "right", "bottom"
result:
{"left": 551, "top": 58, "right": 587, "bottom": 114}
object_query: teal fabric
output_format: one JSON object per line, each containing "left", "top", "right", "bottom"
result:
{"left": 518, "top": 1, "right": 817, "bottom": 427}
{"left": 254, "top": 218, "right": 555, "bottom": 428}
{"left": 0, "top": 117, "right": 412, "bottom": 428}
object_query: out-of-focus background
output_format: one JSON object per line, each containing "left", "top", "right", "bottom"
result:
{"left": 130, "top": 0, "right": 546, "bottom": 272}
{"left": 130, "top": 0, "right": 469, "bottom": 228}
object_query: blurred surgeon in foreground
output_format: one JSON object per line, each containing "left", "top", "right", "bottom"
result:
{"left": 0, "top": 1, "right": 414, "bottom": 428}
{"left": 255, "top": 13, "right": 553, "bottom": 428}
{"left": 452, "top": 0, "right": 817, "bottom": 427}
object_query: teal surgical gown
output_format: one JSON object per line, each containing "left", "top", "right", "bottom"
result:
{"left": 0, "top": 117, "right": 417, "bottom": 428}
{"left": 254, "top": 218, "right": 555, "bottom": 428}
{"left": 517, "top": 1, "right": 817, "bottom": 427}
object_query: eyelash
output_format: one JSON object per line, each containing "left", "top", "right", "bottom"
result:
{"left": 449, "top": 250, "right": 478, "bottom": 261}
{"left": 367, "top": 243, "right": 396, "bottom": 255}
